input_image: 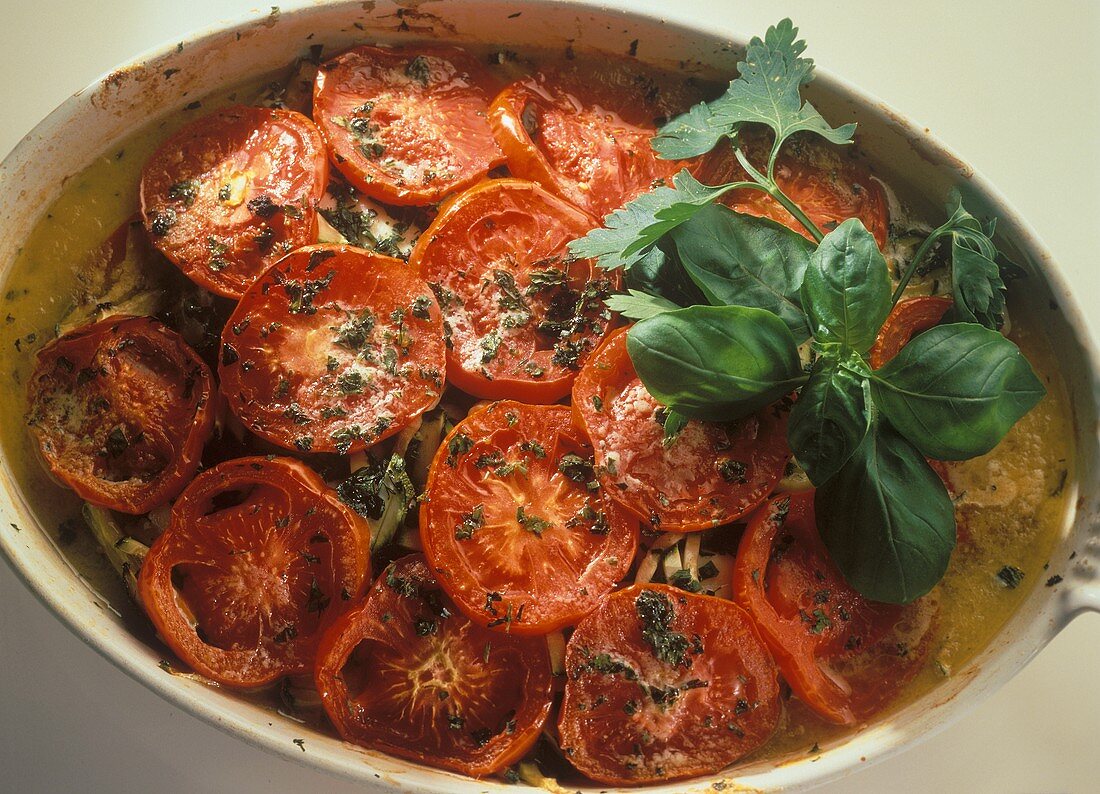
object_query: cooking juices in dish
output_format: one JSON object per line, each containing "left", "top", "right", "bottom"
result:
{"left": 2, "top": 19, "right": 1074, "bottom": 788}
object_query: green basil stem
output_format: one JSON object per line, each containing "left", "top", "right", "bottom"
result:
{"left": 891, "top": 208, "right": 975, "bottom": 304}
{"left": 733, "top": 145, "right": 824, "bottom": 243}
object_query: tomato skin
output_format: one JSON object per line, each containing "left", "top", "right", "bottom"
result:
{"left": 870, "top": 295, "right": 953, "bottom": 369}
{"left": 219, "top": 244, "right": 446, "bottom": 455}
{"left": 314, "top": 554, "right": 553, "bottom": 777}
{"left": 138, "top": 456, "right": 370, "bottom": 688}
{"left": 410, "top": 178, "right": 614, "bottom": 403}
{"left": 25, "top": 315, "right": 214, "bottom": 514}
{"left": 697, "top": 132, "right": 889, "bottom": 248}
{"left": 489, "top": 71, "right": 683, "bottom": 219}
{"left": 421, "top": 400, "right": 638, "bottom": 635}
{"left": 140, "top": 105, "right": 328, "bottom": 299}
{"left": 572, "top": 328, "right": 791, "bottom": 532}
{"left": 314, "top": 45, "right": 505, "bottom": 206}
{"left": 558, "top": 584, "right": 780, "bottom": 785}
{"left": 733, "top": 493, "right": 934, "bottom": 725}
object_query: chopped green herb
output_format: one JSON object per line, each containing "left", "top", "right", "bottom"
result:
{"left": 167, "top": 180, "right": 199, "bottom": 206}
{"left": 996, "top": 565, "right": 1025, "bottom": 589}
{"left": 516, "top": 506, "right": 552, "bottom": 536}
{"left": 405, "top": 55, "right": 432, "bottom": 85}
{"left": 635, "top": 589, "right": 692, "bottom": 667}
{"left": 455, "top": 504, "right": 485, "bottom": 540}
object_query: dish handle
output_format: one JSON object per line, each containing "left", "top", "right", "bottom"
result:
{"left": 1062, "top": 582, "right": 1100, "bottom": 622}
{"left": 1057, "top": 521, "right": 1100, "bottom": 628}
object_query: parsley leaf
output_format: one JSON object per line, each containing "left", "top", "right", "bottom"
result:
{"left": 652, "top": 18, "right": 855, "bottom": 160}
{"left": 566, "top": 170, "right": 734, "bottom": 271}
{"left": 605, "top": 289, "right": 680, "bottom": 321}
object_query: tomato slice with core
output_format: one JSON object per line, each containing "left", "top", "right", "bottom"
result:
{"left": 314, "top": 45, "right": 505, "bottom": 206}
{"left": 558, "top": 584, "right": 780, "bottom": 785}
{"left": 870, "top": 295, "right": 953, "bottom": 369}
{"left": 489, "top": 70, "right": 683, "bottom": 219}
{"left": 140, "top": 105, "right": 328, "bottom": 299}
{"left": 421, "top": 401, "right": 638, "bottom": 634}
{"left": 219, "top": 244, "right": 446, "bottom": 455}
{"left": 315, "top": 554, "right": 553, "bottom": 776}
{"left": 697, "top": 132, "right": 889, "bottom": 248}
{"left": 25, "top": 315, "right": 215, "bottom": 514}
{"left": 733, "top": 493, "right": 935, "bottom": 725}
{"left": 138, "top": 456, "right": 371, "bottom": 688}
{"left": 411, "top": 178, "right": 613, "bottom": 402}
{"left": 572, "top": 328, "right": 790, "bottom": 532}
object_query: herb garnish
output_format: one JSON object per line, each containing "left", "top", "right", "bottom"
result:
{"left": 516, "top": 506, "right": 552, "bottom": 536}
{"left": 634, "top": 590, "right": 691, "bottom": 667}
{"left": 569, "top": 19, "right": 1045, "bottom": 604}
{"left": 336, "top": 454, "right": 415, "bottom": 552}
{"left": 405, "top": 55, "right": 432, "bottom": 85}
{"left": 455, "top": 504, "right": 485, "bottom": 540}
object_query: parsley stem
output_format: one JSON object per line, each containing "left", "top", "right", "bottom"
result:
{"left": 733, "top": 146, "right": 823, "bottom": 243}
{"left": 891, "top": 228, "right": 947, "bottom": 304}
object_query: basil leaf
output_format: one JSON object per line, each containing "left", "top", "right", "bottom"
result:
{"left": 801, "top": 218, "right": 891, "bottom": 351}
{"left": 788, "top": 353, "right": 870, "bottom": 485}
{"left": 870, "top": 323, "right": 1045, "bottom": 460}
{"left": 606, "top": 290, "right": 680, "bottom": 321}
{"left": 627, "top": 305, "right": 805, "bottom": 422}
{"left": 652, "top": 18, "right": 856, "bottom": 160}
{"left": 948, "top": 236, "right": 1007, "bottom": 330}
{"left": 671, "top": 204, "right": 812, "bottom": 340}
{"left": 623, "top": 239, "right": 707, "bottom": 307}
{"left": 567, "top": 170, "right": 734, "bottom": 271}
{"left": 816, "top": 420, "right": 956, "bottom": 604}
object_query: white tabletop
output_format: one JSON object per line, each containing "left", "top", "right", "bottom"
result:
{"left": 2, "top": 1, "right": 1099, "bottom": 791}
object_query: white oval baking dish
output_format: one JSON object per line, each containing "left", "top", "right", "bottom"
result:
{"left": 1, "top": 2, "right": 1098, "bottom": 791}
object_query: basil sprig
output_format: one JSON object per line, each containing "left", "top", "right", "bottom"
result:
{"left": 569, "top": 19, "right": 1046, "bottom": 604}
{"left": 627, "top": 218, "right": 1044, "bottom": 603}
{"left": 892, "top": 193, "right": 1014, "bottom": 329}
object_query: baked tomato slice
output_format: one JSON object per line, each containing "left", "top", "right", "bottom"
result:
{"left": 410, "top": 179, "right": 613, "bottom": 402}
{"left": 137, "top": 456, "right": 371, "bottom": 688}
{"left": 489, "top": 70, "right": 683, "bottom": 219}
{"left": 572, "top": 329, "right": 790, "bottom": 532}
{"left": 870, "top": 295, "right": 953, "bottom": 369}
{"left": 733, "top": 493, "right": 935, "bottom": 725}
{"left": 697, "top": 132, "right": 889, "bottom": 248}
{"left": 314, "top": 45, "right": 505, "bottom": 206}
{"left": 421, "top": 401, "right": 637, "bottom": 635}
{"left": 219, "top": 244, "right": 446, "bottom": 455}
{"left": 315, "top": 554, "right": 553, "bottom": 776}
{"left": 25, "top": 315, "right": 214, "bottom": 514}
{"left": 140, "top": 105, "right": 328, "bottom": 299}
{"left": 558, "top": 584, "right": 780, "bottom": 785}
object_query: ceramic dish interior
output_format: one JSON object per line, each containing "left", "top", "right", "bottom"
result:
{"left": 1, "top": 2, "right": 1099, "bottom": 792}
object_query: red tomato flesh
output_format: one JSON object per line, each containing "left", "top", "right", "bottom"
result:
{"left": 219, "top": 244, "right": 446, "bottom": 455}
{"left": 411, "top": 178, "right": 614, "bottom": 403}
{"left": 733, "top": 493, "right": 936, "bottom": 725}
{"left": 314, "top": 554, "right": 553, "bottom": 776}
{"left": 314, "top": 45, "right": 505, "bottom": 206}
{"left": 697, "top": 132, "right": 889, "bottom": 249}
{"left": 870, "top": 295, "right": 953, "bottom": 369}
{"left": 25, "top": 315, "right": 215, "bottom": 514}
{"left": 421, "top": 401, "right": 638, "bottom": 635}
{"left": 138, "top": 456, "right": 371, "bottom": 688}
{"left": 572, "top": 328, "right": 791, "bottom": 532}
{"left": 140, "top": 105, "right": 328, "bottom": 299}
{"left": 558, "top": 584, "right": 780, "bottom": 785}
{"left": 490, "top": 69, "right": 683, "bottom": 220}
